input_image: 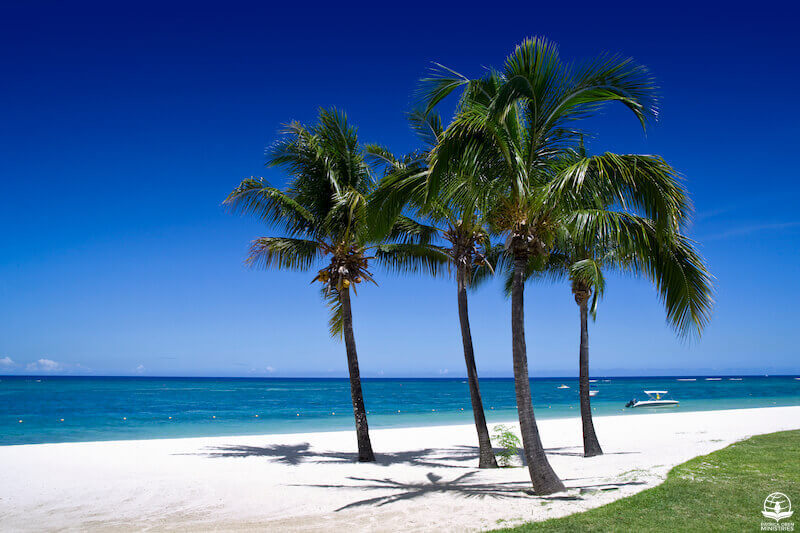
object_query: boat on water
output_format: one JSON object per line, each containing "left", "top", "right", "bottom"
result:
{"left": 589, "top": 390, "right": 599, "bottom": 397}
{"left": 729, "top": 378, "right": 742, "bottom": 381}
{"left": 705, "top": 378, "right": 722, "bottom": 381}
{"left": 625, "top": 390, "right": 679, "bottom": 408}
{"left": 557, "top": 384, "right": 570, "bottom": 389}
{"left": 676, "top": 378, "right": 696, "bottom": 381}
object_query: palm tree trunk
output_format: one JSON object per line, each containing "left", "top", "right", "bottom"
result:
{"left": 511, "top": 253, "right": 565, "bottom": 494}
{"left": 456, "top": 264, "right": 498, "bottom": 468}
{"left": 339, "top": 287, "right": 375, "bottom": 462}
{"left": 579, "top": 299, "right": 603, "bottom": 457}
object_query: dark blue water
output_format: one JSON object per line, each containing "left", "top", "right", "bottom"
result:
{"left": 1, "top": 376, "right": 798, "bottom": 446}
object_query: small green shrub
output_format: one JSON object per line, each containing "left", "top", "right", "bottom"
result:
{"left": 492, "top": 424, "right": 522, "bottom": 467}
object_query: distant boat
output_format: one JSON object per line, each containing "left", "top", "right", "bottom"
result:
{"left": 625, "top": 390, "right": 679, "bottom": 408}
{"left": 589, "top": 390, "right": 599, "bottom": 397}
{"left": 729, "top": 378, "right": 742, "bottom": 381}
{"left": 557, "top": 384, "right": 570, "bottom": 389}
{"left": 705, "top": 378, "right": 722, "bottom": 381}
{"left": 602, "top": 379, "right": 611, "bottom": 383}
{"left": 589, "top": 379, "right": 597, "bottom": 383}
{"left": 677, "top": 378, "right": 696, "bottom": 381}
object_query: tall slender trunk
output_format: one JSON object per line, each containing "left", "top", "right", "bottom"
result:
{"left": 578, "top": 299, "right": 603, "bottom": 457}
{"left": 511, "top": 254, "right": 565, "bottom": 494}
{"left": 456, "top": 264, "right": 498, "bottom": 469}
{"left": 340, "top": 287, "right": 375, "bottom": 462}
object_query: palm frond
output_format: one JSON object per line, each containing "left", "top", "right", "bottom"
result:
{"left": 417, "top": 62, "right": 471, "bottom": 115}
{"left": 372, "top": 243, "right": 450, "bottom": 277}
{"left": 628, "top": 233, "right": 714, "bottom": 338}
{"left": 407, "top": 109, "right": 443, "bottom": 149}
{"left": 548, "top": 153, "right": 691, "bottom": 230}
{"left": 367, "top": 166, "right": 429, "bottom": 240}
{"left": 246, "top": 237, "right": 321, "bottom": 271}
{"left": 322, "top": 287, "right": 344, "bottom": 339}
{"left": 224, "top": 178, "right": 316, "bottom": 235}
{"left": 387, "top": 216, "right": 440, "bottom": 245}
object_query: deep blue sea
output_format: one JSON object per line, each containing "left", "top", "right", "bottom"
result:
{"left": 1, "top": 376, "right": 799, "bottom": 446}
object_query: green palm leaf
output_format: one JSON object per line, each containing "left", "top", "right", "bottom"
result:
{"left": 224, "top": 178, "right": 316, "bottom": 235}
{"left": 373, "top": 243, "right": 450, "bottom": 277}
{"left": 246, "top": 237, "right": 322, "bottom": 271}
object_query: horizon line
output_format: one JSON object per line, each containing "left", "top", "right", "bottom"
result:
{"left": 2, "top": 373, "right": 798, "bottom": 380}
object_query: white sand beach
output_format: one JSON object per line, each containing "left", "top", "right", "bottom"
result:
{"left": 1, "top": 406, "right": 798, "bottom": 532}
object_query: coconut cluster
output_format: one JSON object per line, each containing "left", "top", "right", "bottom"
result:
{"left": 313, "top": 246, "right": 373, "bottom": 293}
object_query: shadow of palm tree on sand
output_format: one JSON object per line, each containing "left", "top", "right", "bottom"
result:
{"left": 296, "top": 471, "right": 647, "bottom": 511}
{"left": 186, "top": 443, "right": 485, "bottom": 468}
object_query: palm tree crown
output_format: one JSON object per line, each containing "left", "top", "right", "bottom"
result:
{"left": 225, "top": 107, "right": 445, "bottom": 335}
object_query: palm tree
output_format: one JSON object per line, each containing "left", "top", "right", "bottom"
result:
{"left": 224, "top": 108, "right": 446, "bottom": 462}
{"left": 368, "top": 111, "right": 499, "bottom": 468}
{"left": 420, "top": 37, "right": 691, "bottom": 494}
{"left": 525, "top": 147, "right": 714, "bottom": 458}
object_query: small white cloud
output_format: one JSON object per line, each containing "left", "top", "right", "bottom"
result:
{"left": 266, "top": 366, "right": 275, "bottom": 373}
{"left": 439, "top": 368, "right": 449, "bottom": 375}
{"left": 26, "top": 358, "right": 63, "bottom": 372}
{"left": 135, "top": 364, "right": 145, "bottom": 374}
{"left": 0, "top": 356, "right": 14, "bottom": 367}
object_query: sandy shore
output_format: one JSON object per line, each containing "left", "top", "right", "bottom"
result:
{"left": 1, "top": 406, "right": 798, "bottom": 531}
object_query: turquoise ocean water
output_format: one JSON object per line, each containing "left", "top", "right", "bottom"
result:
{"left": 1, "top": 376, "right": 798, "bottom": 446}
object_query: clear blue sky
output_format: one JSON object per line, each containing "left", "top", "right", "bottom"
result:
{"left": 1, "top": 1, "right": 798, "bottom": 377}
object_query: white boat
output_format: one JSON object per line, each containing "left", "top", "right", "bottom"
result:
{"left": 705, "top": 378, "right": 722, "bottom": 381}
{"left": 729, "top": 378, "right": 742, "bottom": 381}
{"left": 676, "top": 378, "right": 696, "bottom": 381}
{"left": 557, "top": 384, "right": 570, "bottom": 389}
{"left": 625, "top": 390, "right": 679, "bottom": 408}
{"left": 589, "top": 390, "right": 599, "bottom": 397}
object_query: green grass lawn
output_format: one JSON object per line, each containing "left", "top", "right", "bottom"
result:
{"left": 496, "top": 430, "right": 799, "bottom": 532}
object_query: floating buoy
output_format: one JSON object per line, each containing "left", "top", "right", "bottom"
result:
{"left": 168, "top": 416, "right": 172, "bottom": 420}
{"left": 59, "top": 418, "right": 64, "bottom": 422}
{"left": 331, "top": 412, "right": 335, "bottom": 415}
{"left": 255, "top": 414, "right": 259, "bottom": 418}
{"left": 397, "top": 410, "right": 400, "bottom": 413}
{"left": 123, "top": 417, "right": 127, "bottom": 420}
{"left": 212, "top": 415, "right": 216, "bottom": 419}
{"left": 460, "top": 408, "right": 464, "bottom": 411}
{"left": 296, "top": 413, "right": 299, "bottom": 416}
{"left": 18, "top": 419, "right": 22, "bottom": 423}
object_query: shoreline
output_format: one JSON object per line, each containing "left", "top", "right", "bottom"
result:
{"left": 1, "top": 406, "right": 798, "bottom": 531}
{"left": 2, "top": 400, "right": 799, "bottom": 449}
